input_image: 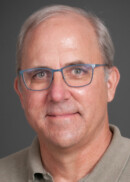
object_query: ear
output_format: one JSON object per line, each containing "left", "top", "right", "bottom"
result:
{"left": 14, "top": 77, "right": 25, "bottom": 109}
{"left": 107, "top": 66, "right": 120, "bottom": 102}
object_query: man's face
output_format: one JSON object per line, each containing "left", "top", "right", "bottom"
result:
{"left": 15, "top": 14, "right": 118, "bottom": 149}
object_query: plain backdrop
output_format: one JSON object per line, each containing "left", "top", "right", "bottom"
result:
{"left": 1, "top": 0, "right": 130, "bottom": 158}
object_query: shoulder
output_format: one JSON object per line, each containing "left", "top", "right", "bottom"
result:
{"left": 110, "top": 125, "right": 130, "bottom": 181}
{"left": 0, "top": 147, "right": 29, "bottom": 181}
{"left": 119, "top": 145, "right": 130, "bottom": 181}
{"left": 110, "top": 124, "right": 130, "bottom": 146}
{"left": 119, "top": 136, "right": 130, "bottom": 180}
{"left": 121, "top": 135, "right": 130, "bottom": 147}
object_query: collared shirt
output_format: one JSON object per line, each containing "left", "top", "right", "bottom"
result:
{"left": 0, "top": 125, "right": 130, "bottom": 182}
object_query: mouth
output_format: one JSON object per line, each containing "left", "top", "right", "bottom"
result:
{"left": 46, "top": 112, "right": 80, "bottom": 118}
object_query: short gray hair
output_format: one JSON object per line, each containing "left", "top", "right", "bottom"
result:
{"left": 16, "top": 5, "right": 114, "bottom": 74}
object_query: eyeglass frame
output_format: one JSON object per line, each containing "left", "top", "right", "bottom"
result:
{"left": 19, "top": 63, "right": 108, "bottom": 91}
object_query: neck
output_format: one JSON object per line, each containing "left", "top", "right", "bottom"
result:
{"left": 39, "top": 123, "right": 112, "bottom": 182}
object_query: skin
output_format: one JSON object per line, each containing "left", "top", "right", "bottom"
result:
{"left": 14, "top": 13, "right": 120, "bottom": 181}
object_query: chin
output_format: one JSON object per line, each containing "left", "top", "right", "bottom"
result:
{"left": 38, "top": 115, "right": 87, "bottom": 149}
{"left": 46, "top": 129, "right": 84, "bottom": 149}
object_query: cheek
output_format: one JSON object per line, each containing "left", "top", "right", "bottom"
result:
{"left": 71, "top": 85, "right": 98, "bottom": 108}
{"left": 24, "top": 92, "right": 45, "bottom": 109}
{"left": 21, "top": 91, "right": 48, "bottom": 126}
{"left": 71, "top": 80, "right": 108, "bottom": 117}
{"left": 71, "top": 82, "right": 108, "bottom": 139}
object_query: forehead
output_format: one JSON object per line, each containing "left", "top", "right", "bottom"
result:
{"left": 22, "top": 13, "right": 102, "bottom": 68}
{"left": 26, "top": 12, "right": 97, "bottom": 42}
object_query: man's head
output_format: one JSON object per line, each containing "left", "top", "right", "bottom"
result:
{"left": 14, "top": 5, "right": 120, "bottom": 149}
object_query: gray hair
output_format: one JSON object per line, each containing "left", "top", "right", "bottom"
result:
{"left": 16, "top": 5, "right": 114, "bottom": 74}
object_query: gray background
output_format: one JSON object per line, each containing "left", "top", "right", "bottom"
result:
{"left": 1, "top": 0, "right": 130, "bottom": 158}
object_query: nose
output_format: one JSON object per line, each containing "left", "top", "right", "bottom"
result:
{"left": 48, "top": 72, "right": 71, "bottom": 102}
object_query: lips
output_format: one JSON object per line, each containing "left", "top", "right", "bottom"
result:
{"left": 46, "top": 104, "right": 80, "bottom": 118}
{"left": 46, "top": 111, "right": 80, "bottom": 118}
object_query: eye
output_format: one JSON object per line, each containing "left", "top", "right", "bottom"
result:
{"left": 32, "top": 71, "right": 46, "bottom": 79}
{"left": 72, "top": 68, "right": 84, "bottom": 75}
{"left": 71, "top": 66, "right": 90, "bottom": 76}
{"left": 30, "top": 69, "right": 52, "bottom": 80}
{"left": 34, "top": 71, "right": 46, "bottom": 79}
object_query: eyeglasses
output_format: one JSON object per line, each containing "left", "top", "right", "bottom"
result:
{"left": 19, "top": 64, "right": 108, "bottom": 91}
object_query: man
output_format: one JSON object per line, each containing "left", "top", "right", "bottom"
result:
{"left": 0, "top": 4, "right": 130, "bottom": 182}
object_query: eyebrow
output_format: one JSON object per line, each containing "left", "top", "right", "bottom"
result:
{"left": 31, "top": 60, "right": 86, "bottom": 69}
{"left": 64, "top": 60, "right": 86, "bottom": 67}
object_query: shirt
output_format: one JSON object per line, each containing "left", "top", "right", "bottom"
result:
{"left": 0, "top": 125, "right": 130, "bottom": 182}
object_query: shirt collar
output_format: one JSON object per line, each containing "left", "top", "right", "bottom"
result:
{"left": 27, "top": 137, "right": 53, "bottom": 181}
